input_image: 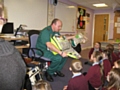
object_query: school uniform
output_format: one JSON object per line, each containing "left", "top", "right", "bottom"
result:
{"left": 102, "top": 58, "right": 112, "bottom": 77}
{"left": 85, "top": 62, "right": 102, "bottom": 88}
{"left": 67, "top": 73, "right": 89, "bottom": 90}
{"left": 111, "top": 53, "right": 118, "bottom": 67}
{"left": 89, "top": 48, "right": 102, "bottom": 59}
{"left": 115, "top": 51, "right": 120, "bottom": 59}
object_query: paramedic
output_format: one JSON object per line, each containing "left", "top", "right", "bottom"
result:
{"left": 36, "top": 18, "right": 74, "bottom": 82}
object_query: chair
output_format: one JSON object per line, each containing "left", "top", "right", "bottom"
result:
{"left": 27, "top": 30, "right": 51, "bottom": 71}
{"left": 24, "top": 30, "right": 51, "bottom": 85}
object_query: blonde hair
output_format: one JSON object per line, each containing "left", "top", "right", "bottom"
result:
{"left": 70, "top": 59, "right": 82, "bottom": 73}
{"left": 92, "top": 51, "right": 105, "bottom": 84}
{"left": 107, "top": 68, "right": 120, "bottom": 90}
{"left": 33, "top": 80, "right": 52, "bottom": 90}
{"left": 102, "top": 49, "right": 112, "bottom": 65}
{"left": 92, "top": 51, "right": 103, "bottom": 62}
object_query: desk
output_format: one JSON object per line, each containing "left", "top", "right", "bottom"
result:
{"left": 0, "top": 36, "right": 29, "bottom": 41}
{"left": 15, "top": 44, "right": 29, "bottom": 53}
{"left": 0, "top": 36, "right": 29, "bottom": 53}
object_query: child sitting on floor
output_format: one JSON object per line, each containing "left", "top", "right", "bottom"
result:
{"left": 85, "top": 51, "right": 104, "bottom": 90}
{"left": 63, "top": 59, "right": 88, "bottom": 90}
{"left": 106, "top": 44, "right": 118, "bottom": 67}
{"left": 102, "top": 68, "right": 120, "bottom": 90}
{"left": 32, "top": 80, "right": 52, "bottom": 90}
{"left": 85, "top": 42, "right": 102, "bottom": 65}
{"left": 113, "top": 59, "right": 120, "bottom": 68}
{"left": 89, "top": 42, "right": 102, "bottom": 59}
{"left": 101, "top": 49, "right": 112, "bottom": 78}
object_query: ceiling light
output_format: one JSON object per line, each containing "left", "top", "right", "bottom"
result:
{"left": 93, "top": 3, "right": 108, "bottom": 7}
{"left": 67, "top": 6, "right": 75, "bottom": 8}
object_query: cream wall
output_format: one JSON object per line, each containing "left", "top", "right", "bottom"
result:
{"left": 3, "top": 0, "right": 94, "bottom": 49}
{"left": 4, "top": 0, "right": 48, "bottom": 30}
{"left": 58, "top": 0, "right": 94, "bottom": 49}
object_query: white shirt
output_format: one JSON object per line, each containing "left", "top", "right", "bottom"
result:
{"left": 92, "top": 62, "right": 99, "bottom": 66}
{"left": 72, "top": 72, "right": 82, "bottom": 78}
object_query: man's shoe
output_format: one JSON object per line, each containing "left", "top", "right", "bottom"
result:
{"left": 56, "top": 71, "right": 65, "bottom": 77}
{"left": 45, "top": 72, "right": 54, "bottom": 82}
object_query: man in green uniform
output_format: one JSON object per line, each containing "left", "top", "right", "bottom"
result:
{"left": 36, "top": 18, "right": 68, "bottom": 82}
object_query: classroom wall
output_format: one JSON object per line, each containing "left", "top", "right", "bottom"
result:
{"left": 55, "top": 2, "right": 77, "bottom": 33}
{"left": 58, "top": 0, "right": 94, "bottom": 49}
{"left": 4, "top": 0, "right": 48, "bottom": 30}
{"left": 4, "top": 0, "right": 94, "bottom": 49}
{"left": 81, "top": 8, "right": 94, "bottom": 49}
{"left": 94, "top": 9, "right": 115, "bottom": 39}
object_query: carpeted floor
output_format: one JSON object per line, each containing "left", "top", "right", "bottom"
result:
{"left": 48, "top": 49, "right": 91, "bottom": 90}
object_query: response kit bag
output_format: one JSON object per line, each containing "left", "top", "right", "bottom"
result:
{"left": 0, "top": 39, "right": 26, "bottom": 90}
{"left": 50, "top": 35, "right": 81, "bottom": 59}
{"left": 71, "top": 33, "right": 88, "bottom": 47}
{"left": 27, "top": 66, "right": 42, "bottom": 85}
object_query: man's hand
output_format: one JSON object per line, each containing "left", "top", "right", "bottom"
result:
{"left": 65, "top": 35, "right": 75, "bottom": 40}
{"left": 60, "top": 51, "right": 68, "bottom": 57}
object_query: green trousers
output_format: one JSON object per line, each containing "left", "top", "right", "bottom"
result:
{"left": 43, "top": 50, "right": 67, "bottom": 75}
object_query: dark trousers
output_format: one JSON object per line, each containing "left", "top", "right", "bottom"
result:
{"left": 73, "top": 43, "right": 81, "bottom": 53}
{"left": 41, "top": 50, "right": 67, "bottom": 75}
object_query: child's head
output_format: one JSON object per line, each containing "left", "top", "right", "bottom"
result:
{"left": 91, "top": 51, "right": 104, "bottom": 83}
{"left": 106, "top": 44, "right": 114, "bottom": 53}
{"left": 113, "top": 60, "right": 120, "bottom": 68}
{"left": 70, "top": 60, "right": 82, "bottom": 73}
{"left": 102, "top": 49, "right": 110, "bottom": 58}
{"left": 107, "top": 68, "right": 120, "bottom": 89}
{"left": 102, "top": 49, "right": 113, "bottom": 65}
{"left": 94, "top": 42, "right": 101, "bottom": 49}
{"left": 33, "top": 80, "right": 52, "bottom": 90}
{"left": 90, "top": 51, "right": 103, "bottom": 62}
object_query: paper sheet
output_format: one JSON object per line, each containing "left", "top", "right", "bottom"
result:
{"left": 117, "top": 28, "right": 120, "bottom": 34}
{"left": 115, "top": 23, "right": 118, "bottom": 27}
{"left": 117, "top": 23, "right": 120, "bottom": 27}
{"left": 117, "top": 17, "right": 120, "bottom": 22}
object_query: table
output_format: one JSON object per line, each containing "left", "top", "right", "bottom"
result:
{"left": 0, "top": 36, "right": 29, "bottom": 53}
{"left": 0, "top": 36, "right": 28, "bottom": 41}
{"left": 100, "top": 40, "right": 119, "bottom": 50}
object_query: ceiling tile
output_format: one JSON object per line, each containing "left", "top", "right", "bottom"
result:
{"left": 69, "top": 0, "right": 120, "bottom": 10}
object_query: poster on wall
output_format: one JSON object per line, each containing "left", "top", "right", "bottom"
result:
{"left": 77, "top": 6, "right": 86, "bottom": 30}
